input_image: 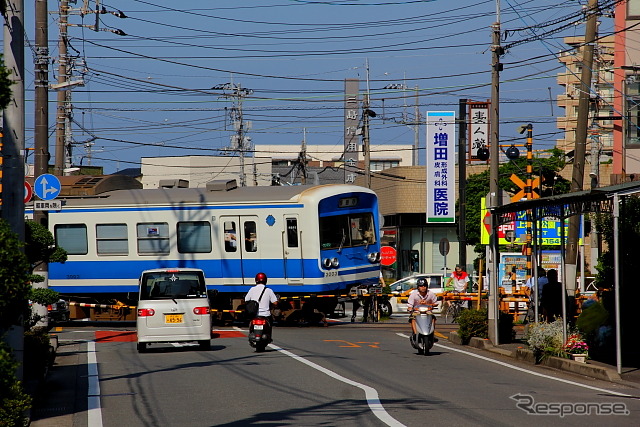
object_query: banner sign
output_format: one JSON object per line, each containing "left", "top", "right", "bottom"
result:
{"left": 480, "top": 198, "right": 582, "bottom": 245}
{"left": 468, "top": 102, "right": 490, "bottom": 161}
{"left": 426, "top": 111, "right": 456, "bottom": 223}
{"left": 344, "top": 79, "right": 360, "bottom": 184}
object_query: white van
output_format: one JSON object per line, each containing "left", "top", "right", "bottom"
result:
{"left": 136, "top": 268, "right": 212, "bottom": 352}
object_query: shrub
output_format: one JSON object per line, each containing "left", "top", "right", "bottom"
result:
{"left": 0, "top": 341, "right": 32, "bottom": 426}
{"left": 525, "top": 319, "right": 565, "bottom": 362}
{"left": 457, "top": 308, "right": 488, "bottom": 344}
{"left": 23, "top": 327, "right": 53, "bottom": 382}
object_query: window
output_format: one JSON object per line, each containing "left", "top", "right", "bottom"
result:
{"left": 223, "top": 221, "right": 237, "bottom": 252}
{"left": 629, "top": 0, "right": 640, "bottom": 19}
{"left": 140, "top": 271, "right": 206, "bottom": 300}
{"left": 286, "top": 218, "right": 298, "bottom": 248}
{"left": 243, "top": 221, "right": 257, "bottom": 252}
{"left": 55, "top": 224, "right": 88, "bottom": 255}
{"left": 137, "top": 222, "right": 170, "bottom": 255}
{"left": 96, "top": 224, "right": 128, "bottom": 255}
{"left": 319, "top": 213, "right": 375, "bottom": 249}
{"left": 177, "top": 221, "right": 211, "bottom": 253}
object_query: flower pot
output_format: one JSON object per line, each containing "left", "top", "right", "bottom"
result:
{"left": 570, "top": 354, "right": 586, "bottom": 363}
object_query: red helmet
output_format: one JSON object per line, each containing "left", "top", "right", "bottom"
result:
{"left": 255, "top": 272, "right": 267, "bottom": 285}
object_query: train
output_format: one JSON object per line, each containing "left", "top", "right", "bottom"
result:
{"left": 44, "top": 181, "right": 382, "bottom": 313}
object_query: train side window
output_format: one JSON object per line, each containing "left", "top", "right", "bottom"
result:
{"left": 286, "top": 218, "right": 298, "bottom": 248}
{"left": 177, "top": 221, "right": 211, "bottom": 253}
{"left": 55, "top": 224, "right": 88, "bottom": 255}
{"left": 244, "top": 221, "right": 257, "bottom": 252}
{"left": 137, "top": 222, "right": 170, "bottom": 255}
{"left": 96, "top": 224, "right": 128, "bottom": 255}
{"left": 223, "top": 221, "right": 237, "bottom": 252}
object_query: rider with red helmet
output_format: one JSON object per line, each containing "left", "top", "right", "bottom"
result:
{"left": 245, "top": 272, "right": 278, "bottom": 318}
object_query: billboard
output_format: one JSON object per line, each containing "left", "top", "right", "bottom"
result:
{"left": 480, "top": 198, "right": 581, "bottom": 245}
{"left": 426, "top": 111, "right": 456, "bottom": 223}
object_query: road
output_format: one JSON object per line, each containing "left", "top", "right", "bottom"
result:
{"left": 32, "top": 319, "right": 639, "bottom": 426}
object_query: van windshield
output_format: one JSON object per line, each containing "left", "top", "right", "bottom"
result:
{"left": 140, "top": 272, "right": 206, "bottom": 300}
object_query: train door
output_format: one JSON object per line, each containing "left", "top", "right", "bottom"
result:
{"left": 219, "top": 216, "right": 262, "bottom": 285}
{"left": 283, "top": 215, "right": 303, "bottom": 284}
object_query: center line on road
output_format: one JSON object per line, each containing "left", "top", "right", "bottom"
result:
{"left": 269, "top": 344, "right": 406, "bottom": 427}
{"left": 396, "top": 333, "right": 632, "bottom": 397}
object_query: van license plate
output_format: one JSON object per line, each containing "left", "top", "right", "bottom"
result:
{"left": 165, "top": 314, "right": 183, "bottom": 324}
{"left": 254, "top": 325, "right": 263, "bottom": 330}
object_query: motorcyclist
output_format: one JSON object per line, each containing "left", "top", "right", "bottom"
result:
{"left": 245, "top": 272, "right": 278, "bottom": 321}
{"left": 407, "top": 278, "right": 438, "bottom": 344}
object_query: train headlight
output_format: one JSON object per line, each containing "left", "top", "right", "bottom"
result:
{"left": 367, "top": 252, "right": 380, "bottom": 263}
{"left": 331, "top": 257, "right": 340, "bottom": 268}
{"left": 323, "top": 258, "right": 332, "bottom": 269}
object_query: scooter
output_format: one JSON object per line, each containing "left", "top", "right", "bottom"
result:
{"left": 410, "top": 305, "right": 435, "bottom": 355}
{"left": 248, "top": 316, "right": 272, "bottom": 352}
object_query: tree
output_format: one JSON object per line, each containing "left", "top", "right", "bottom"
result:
{"left": 0, "top": 53, "right": 12, "bottom": 110}
{"left": 0, "top": 220, "right": 31, "bottom": 331}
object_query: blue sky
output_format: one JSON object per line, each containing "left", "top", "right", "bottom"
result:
{"left": 17, "top": 0, "right": 616, "bottom": 174}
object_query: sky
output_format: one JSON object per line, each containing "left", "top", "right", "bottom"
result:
{"left": 15, "top": 0, "right": 619, "bottom": 175}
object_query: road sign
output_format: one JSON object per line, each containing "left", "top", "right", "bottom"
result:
{"left": 34, "top": 200, "right": 62, "bottom": 211}
{"left": 439, "top": 238, "right": 450, "bottom": 256}
{"left": 509, "top": 173, "right": 540, "bottom": 202}
{"left": 24, "top": 181, "right": 33, "bottom": 203}
{"left": 380, "top": 246, "right": 397, "bottom": 266}
{"left": 34, "top": 174, "right": 61, "bottom": 201}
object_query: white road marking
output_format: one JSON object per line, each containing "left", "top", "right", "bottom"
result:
{"left": 87, "top": 341, "right": 104, "bottom": 426}
{"left": 269, "top": 344, "right": 406, "bottom": 427}
{"left": 396, "top": 333, "right": 632, "bottom": 397}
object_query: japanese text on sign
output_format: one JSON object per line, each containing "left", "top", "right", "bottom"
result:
{"left": 469, "top": 103, "right": 490, "bottom": 161}
{"left": 426, "top": 111, "right": 456, "bottom": 223}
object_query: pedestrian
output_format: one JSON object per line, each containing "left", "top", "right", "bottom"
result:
{"left": 540, "top": 269, "right": 562, "bottom": 321}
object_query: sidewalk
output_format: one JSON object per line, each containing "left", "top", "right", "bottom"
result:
{"left": 448, "top": 331, "right": 640, "bottom": 387}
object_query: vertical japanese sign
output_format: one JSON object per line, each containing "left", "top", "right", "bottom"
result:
{"left": 344, "top": 79, "right": 360, "bottom": 184}
{"left": 426, "top": 111, "right": 456, "bottom": 223}
{"left": 468, "top": 102, "right": 490, "bottom": 161}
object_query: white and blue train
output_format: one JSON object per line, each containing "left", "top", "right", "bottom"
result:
{"left": 47, "top": 183, "right": 382, "bottom": 303}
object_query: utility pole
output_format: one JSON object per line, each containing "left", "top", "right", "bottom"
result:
{"left": 212, "top": 82, "right": 253, "bottom": 187}
{"left": 363, "top": 59, "right": 372, "bottom": 188}
{"left": 2, "top": 0, "right": 26, "bottom": 381}
{"left": 488, "top": 2, "right": 503, "bottom": 344}
{"left": 414, "top": 87, "right": 420, "bottom": 166}
{"left": 566, "top": 0, "right": 598, "bottom": 297}
{"left": 54, "top": 0, "right": 68, "bottom": 175}
{"left": 33, "top": 0, "right": 50, "bottom": 328}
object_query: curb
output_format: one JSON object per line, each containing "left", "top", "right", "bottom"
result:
{"left": 448, "top": 331, "right": 622, "bottom": 383}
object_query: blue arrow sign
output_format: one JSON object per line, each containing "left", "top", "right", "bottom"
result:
{"left": 34, "top": 174, "right": 61, "bottom": 201}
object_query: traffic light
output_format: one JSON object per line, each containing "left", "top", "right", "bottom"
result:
{"left": 476, "top": 147, "right": 490, "bottom": 161}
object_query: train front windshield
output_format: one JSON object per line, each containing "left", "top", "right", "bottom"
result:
{"left": 320, "top": 213, "right": 376, "bottom": 249}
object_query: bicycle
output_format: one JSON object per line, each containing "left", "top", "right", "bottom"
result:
{"left": 442, "top": 292, "right": 466, "bottom": 323}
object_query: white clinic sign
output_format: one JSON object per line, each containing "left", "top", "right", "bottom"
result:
{"left": 426, "top": 111, "right": 456, "bottom": 223}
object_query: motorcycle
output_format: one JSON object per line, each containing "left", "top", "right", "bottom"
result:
{"left": 248, "top": 316, "right": 272, "bottom": 352}
{"left": 410, "top": 305, "right": 435, "bottom": 355}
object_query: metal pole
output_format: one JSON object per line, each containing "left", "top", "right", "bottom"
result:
{"left": 613, "top": 193, "right": 622, "bottom": 375}
{"left": 458, "top": 99, "right": 467, "bottom": 269}
{"left": 488, "top": 16, "right": 502, "bottom": 345}
{"left": 364, "top": 59, "right": 371, "bottom": 189}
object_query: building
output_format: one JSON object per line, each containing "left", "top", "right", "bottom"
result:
{"left": 557, "top": 35, "right": 615, "bottom": 165}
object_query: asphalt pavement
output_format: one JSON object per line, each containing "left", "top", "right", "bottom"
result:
{"left": 28, "top": 315, "right": 640, "bottom": 426}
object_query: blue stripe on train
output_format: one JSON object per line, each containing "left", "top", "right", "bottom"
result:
{"left": 58, "top": 203, "right": 305, "bottom": 214}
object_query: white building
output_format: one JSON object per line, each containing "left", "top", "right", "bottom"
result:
{"left": 140, "top": 156, "right": 272, "bottom": 188}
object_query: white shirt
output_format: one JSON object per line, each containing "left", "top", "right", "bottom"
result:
{"left": 245, "top": 284, "right": 278, "bottom": 317}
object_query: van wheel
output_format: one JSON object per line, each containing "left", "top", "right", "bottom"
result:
{"left": 199, "top": 340, "right": 211, "bottom": 350}
{"left": 137, "top": 342, "right": 147, "bottom": 353}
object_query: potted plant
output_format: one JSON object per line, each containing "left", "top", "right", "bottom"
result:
{"left": 564, "top": 333, "right": 589, "bottom": 363}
